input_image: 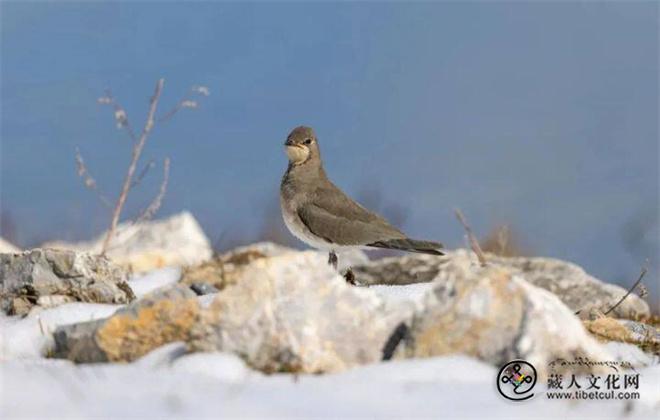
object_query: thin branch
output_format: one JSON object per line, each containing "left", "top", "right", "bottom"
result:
{"left": 99, "top": 90, "right": 137, "bottom": 142}
{"left": 158, "top": 102, "right": 186, "bottom": 123}
{"left": 101, "top": 78, "right": 165, "bottom": 254}
{"left": 75, "top": 147, "right": 112, "bottom": 208}
{"left": 603, "top": 263, "right": 648, "bottom": 316}
{"left": 454, "top": 208, "right": 487, "bottom": 267}
{"left": 130, "top": 159, "right": 156, "bottom": 190}
{"left": 158, "top": 85, "right": 209, "bottom": 123}
{"left": 575, "top": 262, "right": 649, "bottom": 316}
{"left": 134, "top": 157, "right": 170, "bottom": 224}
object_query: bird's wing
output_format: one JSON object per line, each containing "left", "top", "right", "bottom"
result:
{"left": 297, "top": 184, "right": 406, "bottom": 246}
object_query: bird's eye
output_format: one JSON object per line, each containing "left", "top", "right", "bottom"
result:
{"left": 304, "top": 138, "right": 313, "bottom": 145}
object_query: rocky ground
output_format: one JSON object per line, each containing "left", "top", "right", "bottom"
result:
{"left": 1, "top": 212, "right": 658, "bottom": 418}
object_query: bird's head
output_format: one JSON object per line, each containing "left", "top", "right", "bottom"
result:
{"left": 284, "top": 126, "right": 319, "bottom": 165}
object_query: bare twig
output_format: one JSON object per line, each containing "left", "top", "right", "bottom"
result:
{"left": 99, "top": 90, "right": 137, "bottom": 142}
{"left": 454, "top": 208, "right": 487, "bottom": 266}
{"left": 101, "top": 78, "right": 165, "bottom": 254}
{"left": 496, "top": 225, "right": 510, "bottom": 255}
{"left": 130, "top": 159, "right": 156, "bottom": 190}
{"left": 85, "top": 79, "right": 205, "bottom": 253}
{"left": 603, "top": 263, "right": 648, "bottom": 316}
{"left": 134, "top": 157, "right": 170, "bottom": 224}
{"left": 74, "top": 147, "right": 112, "bottom": 208}
{"left": 158, "top": 85, "right": 210, "bottom": 123}
{"left": 575, "top": 261, "right": 650, "bottom": 316}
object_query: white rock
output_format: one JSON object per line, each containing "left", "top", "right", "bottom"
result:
{"left": 43, "top": 211, "right": 212, "bottom": 273}
{"left": 189, "top": 251, "right": 408, "bottom": 373}
{"left": 397, "top": 259, "right": 615, "bottom": 376}
{"left": 0, "top": 237, "right": 20, "bottom": 253}
{"left": 353, "top": 249, "right": 650, "bottom": 319}
{"left": 222, "top": 241, "right": 369, "bottom": 271}
{"left": 515, "top": 277, "right": 613, "bottom": 372}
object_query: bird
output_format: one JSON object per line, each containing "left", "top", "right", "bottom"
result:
{"left": 280, "top": 126, "right": 444, "bottom": 284}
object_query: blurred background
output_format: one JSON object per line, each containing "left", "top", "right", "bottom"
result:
{"left": 1, "top": 2, "right": 657, "bottom": 300}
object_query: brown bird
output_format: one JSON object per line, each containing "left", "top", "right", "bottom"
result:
{"left": 280, "top": 126, "right": 444, "bottom": 283}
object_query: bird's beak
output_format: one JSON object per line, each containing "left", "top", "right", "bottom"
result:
{"left": 284, "top": 138, "right": 294, "bottom": 147}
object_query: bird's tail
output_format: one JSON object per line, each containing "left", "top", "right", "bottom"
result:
{"left": 367, "top": 238, "right": 444, "bottom": 255}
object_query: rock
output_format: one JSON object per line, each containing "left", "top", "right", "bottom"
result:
{"left": 486, "top": 252, "right": 650, "bottom": 320}
{"left": 395, "top": 259, "right": 613, "bottom": 376}
{"left": 0, "top": 237, "right": 20, "bottom": 253}
{"left": 0, "top": 249, "right": 134, "bottom": 315}
{"left": 221, "top": 241, "right": 297, "bottom": 259}
{"left": 584, "top": 317, "right": 659, "bottom": 355}
{"left": 188, "top": 251, "right": 408, "bottom": 374}
{"left": 181, "top": 241, "right": 368, "bottom": 292}
{"left": 180, "top": 242, "right": 284, "bottom": 291}
{"left": 352, "top": 249, "right": 649, "bottom": 319}
{"left": 36, "top": 295, "right": 76, "bottom": 309}
{"left": 352, "top": 254, "right": 444, "bottom": 285}
{"left": 53, "top": 285, "right": 199, "bottom": 363}
{"left": 42, "top": 211, "right": 212, "bottom": 273}
{"left": 187, "top": 248, "right": 618, "bottom": 376}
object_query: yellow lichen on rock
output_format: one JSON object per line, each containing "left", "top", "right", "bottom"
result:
{"left": 584, "top": 317, "right": 633, "bottom": 343}
{"left": 584, "top": 317, "right": 659, "bottom": 354}
{"left": 96, "top": 296, "right": 200, "bottom": 362}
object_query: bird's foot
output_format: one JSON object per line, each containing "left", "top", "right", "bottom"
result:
{"left": 328, "top": 251, "right": 338, "bottom": 270}
{"left": 344, "top": 268, "right": 357, "bottom": 286}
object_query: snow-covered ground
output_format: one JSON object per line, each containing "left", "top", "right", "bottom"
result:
{"left": 1, "top": 268, "right": 658, "bottom": 419}
{"left": 2, "top": 349, "right": 658, "bottom": 419}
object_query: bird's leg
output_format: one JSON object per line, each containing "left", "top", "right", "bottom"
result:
{"left": 328, "top": 251, "right": 338, "bottom": 270}
{"left": 328, "top": 251, "right": 357, "bottom": 285}
{"left": 344, "top": 268, "right": 357, "bottom": 286}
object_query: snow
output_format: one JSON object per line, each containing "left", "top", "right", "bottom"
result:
{"left": 128, "top": 266, "right": 182, "bottom": 298}
{"left": 1, "top": 351, "right": 658, "bottom": 419}
{"left": 1, "top": 267, "right": 658, "bottom": 419}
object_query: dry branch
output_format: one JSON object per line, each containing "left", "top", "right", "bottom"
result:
{"left": 574, "top": 262, "right": 649, "bottom": 317}
{"left": 130, "top": 159, "right": 156, "bottom": 190}
{"left": 603, "top": 264, "right": 648, "bottom": 316}
{"left": 101, "top": 78, "right": 165, "bottom": 254}
{"left": 135, "top": 157, "right": 170, "bottom": 224}
{"left": 75, "top": 147, "right": 112, "bottom": 208}
{"left": 79, "top": 78, "right": 207, "bottom": 254}
{"left": 158, "top": 85, "right": 210, "bottom": 123}
{"left": 454, "top": 208, "right": 487, "bottom": 266}
{"left": 99, "top": 90, "right": 137, "bottom": 142}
